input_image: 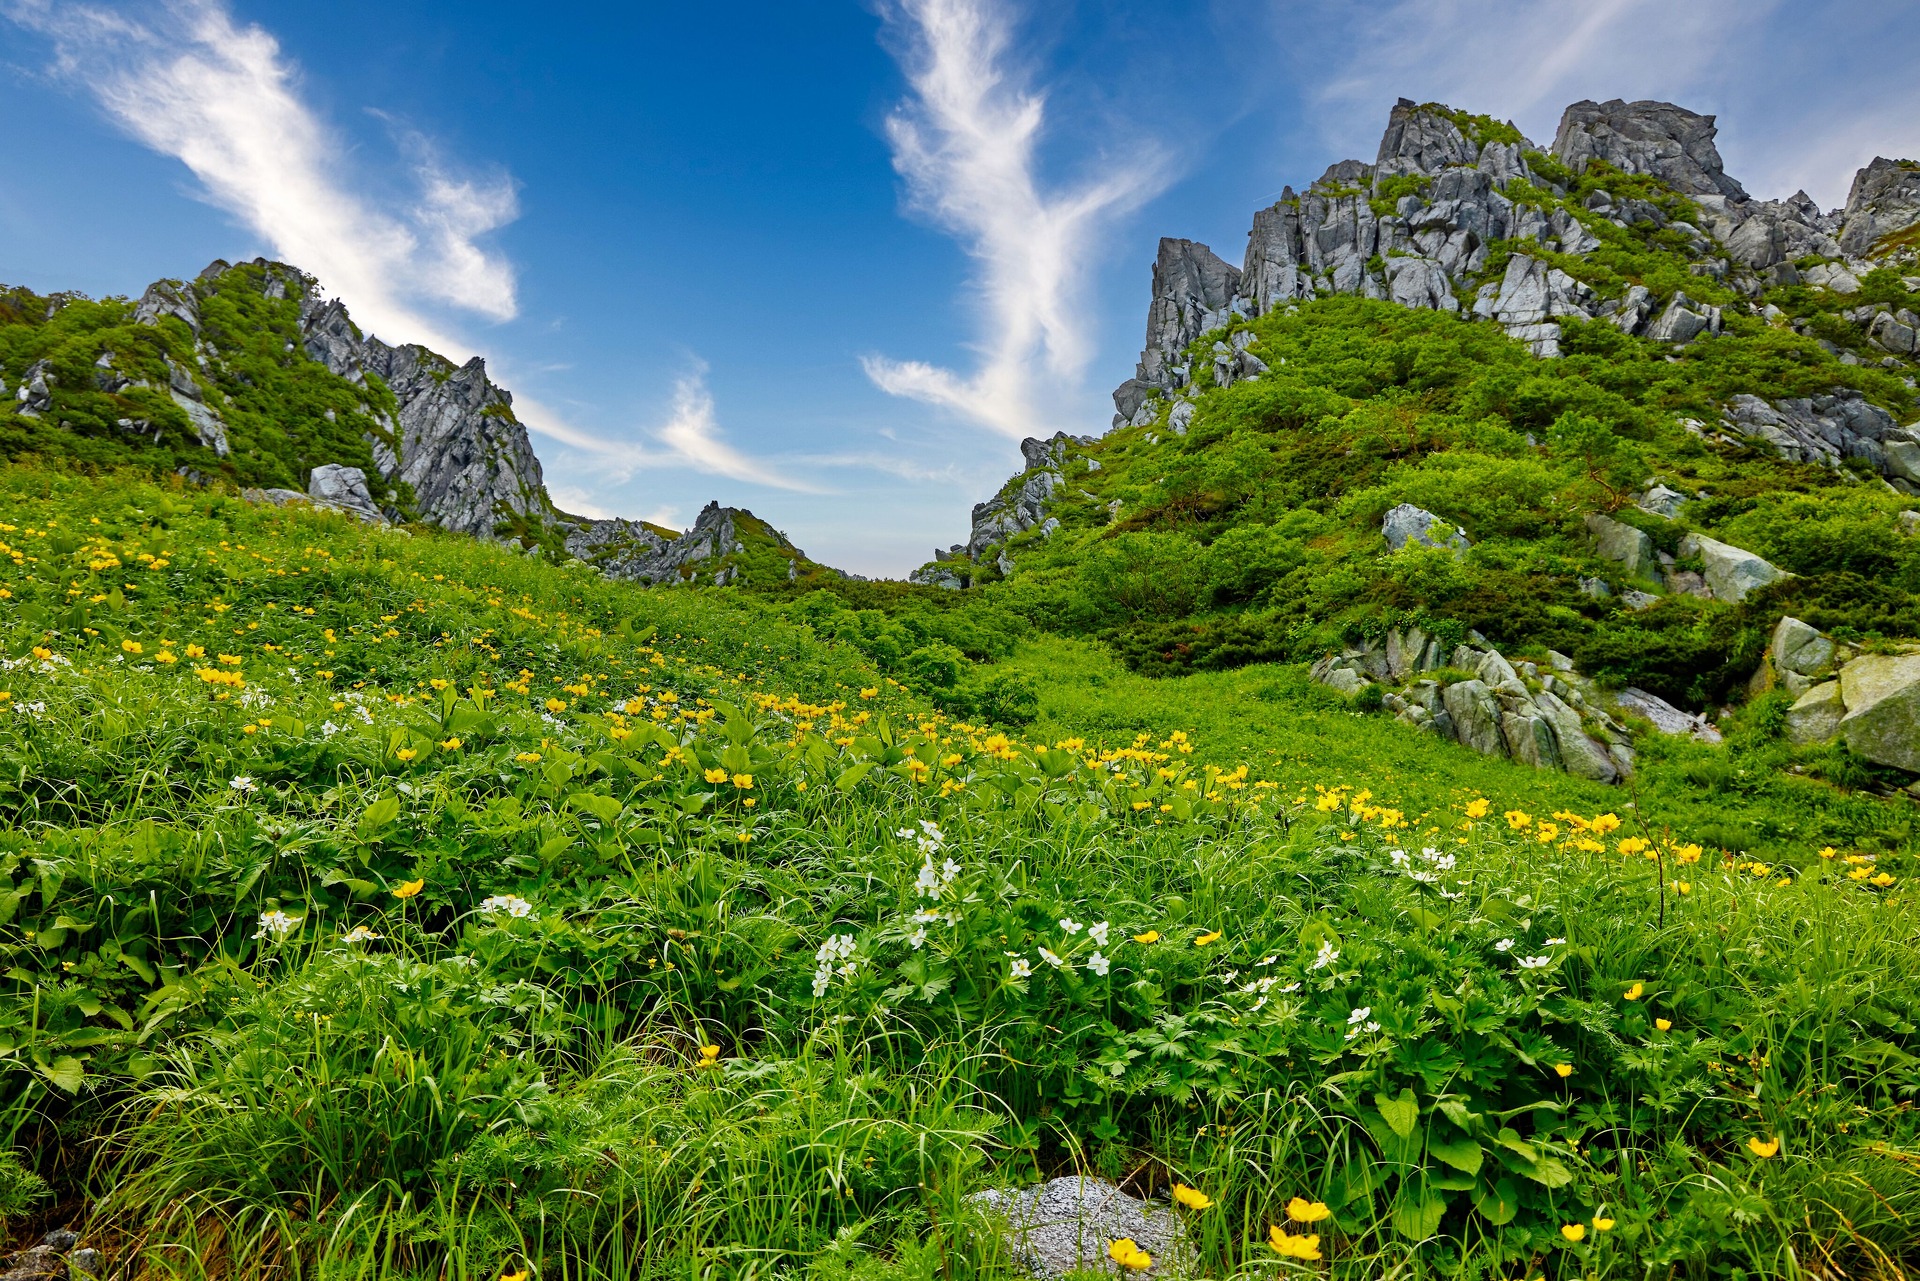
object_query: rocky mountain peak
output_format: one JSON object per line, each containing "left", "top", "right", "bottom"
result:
{"left": 1551, "top": 99, "right": 1747, "bottom": 200}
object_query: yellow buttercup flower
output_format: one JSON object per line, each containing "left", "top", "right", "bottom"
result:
{"left": 1655, "top": 1018, "right": 1672, "bottom": 1032}
{"left": 501, "top": 1271, "right": 528, "bottom": 1281}
{"left": 516, "top": 752, "right": 543, "bottom": 764}
{"left": 1107, "top": 1238, "right": 1152, "bottom": 1271}
{"left": 1193, "top": 930, "right": 1221, "bottom": 947}
{"left": 1171, "top": 1183, "right": 1211, "bottom": 1210}
{"left": 1133, "top": 930, "right": 1160, "bottom": 944}
{"left": 1464, "top": 798, "right": 1490, "bottom": 819}
{"left": 1592, "top": 1215, "right": 1615, "bottom": 1231}
{"left": 1748, "top": 1136, "right": 1780, "bottom": 1158}
{"left": 704, "top": 767, "right": 729, "bottom": 784}
{"left": 1268, "top": 1225, "right": 1322, "bottom": 1260}
{"left": 1554, "top": 1063, "right": 1573, "bottom": 1078}
{"left": 441, "top": 737, "right": 462, "bottom": 750}
{"left": 545, "top": 697, "right": 568, "bottom": 713}
{"left": 1623, "top": 982, "right": 1644, "bottom": 1001}
{"left": 392, "top": 878, "right": 425, "bottom": 900}
{"left": 395, "top": 748, "right": 417, "bottom": 762}
{"left": 731, "top": 773, "right": 754, "bottom": 789}
{"left": 1561, "top": 1222, "right": 1586, "bottom": 1242}
{"left": 1285, "top": 1197, "right": 1330, "bottom": 1223}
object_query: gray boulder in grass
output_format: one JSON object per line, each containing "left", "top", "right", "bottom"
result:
{"left": 970, "top": 1177, "right": 1197, "bottom": 1278}
{"left": 307, "top": 464, "right": 387, "bottom": 524}
{"left": 1382, "top": 504, "right": 1469, "bottom": 553}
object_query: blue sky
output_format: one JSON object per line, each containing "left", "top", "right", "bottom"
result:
{"left": 4, "top": 0, "right": 1918, "bottom": 575}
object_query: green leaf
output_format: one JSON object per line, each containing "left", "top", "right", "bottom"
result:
{"left": 1436, "top": 1097, "right": 1480, "bottom": 1131}
{"left": 836, "top": 761, "right": 876, "bottom": 792}
{"left": 1472, "top": 1178, "right": 1519, "bottom": 1225}
{"left": 1376, "top": 1087, "right": 1420, "bottom": 1138}
{"left": 567, "top": 792, "right": 624, "bottom": 823}
{"left": 37, "top": 1055, "right": 84, "bottom": 1093}
{"left": 357, "top": 794, "right": 402, "bottom": 840}
{"left": 1429, "top": 1136, "right": 1483, "bottom": 1175}
{"left": 1516, "top": 1154, "right": 1573, "bottom": 1189}
{"left": 1392, "top": 1192, "right": 1447, "bottom": 1239}
{"left": 1406, "top": 905, "right": 1444, "bottom": 932}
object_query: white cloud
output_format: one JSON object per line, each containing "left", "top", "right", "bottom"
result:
{"left": 5, "top": 0, "right": 518, "bottom": 353}
{"left": 656, "top": 363, "right": 817, "bottom": 491}
{"left": 866, "top": 0, "right": 1169, "bottom": 439}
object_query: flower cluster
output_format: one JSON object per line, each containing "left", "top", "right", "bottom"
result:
{"left": 479, "top": 894, "right": 535, "bottom": 919}
{"left": 812, "top": 933, "right": 859, "bottom": 998}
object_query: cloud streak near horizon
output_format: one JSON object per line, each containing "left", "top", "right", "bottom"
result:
{"left": 864, "top": 0, "right": 1169, "bottom": 440}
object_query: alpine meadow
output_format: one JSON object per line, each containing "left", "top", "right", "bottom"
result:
{"left": 6, "top": 25, "right": 1920, "bottom": 1281}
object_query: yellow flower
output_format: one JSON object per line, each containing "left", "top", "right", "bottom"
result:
{"left": 1872, "top": 872, "right": 1896, "bottom": 887}
{"left": 32, "top": 646, "right": 53, "bottom": 660}
{"left": 1592, "top": 1215, "right": 1615, "bottom": 1231}
{"left": 430, "top": 678, "right": 450, "bottom": 690}
{"left": 1193, "top": 930, "right": 1222, "bottom": 947}
{"left": 1623, "top": 982, "right": 1644, "bottom": 1001}
{"left": 516, "top": 751, "right": 543, "bottom": 764}
{"left": 736, "top": 831, "right": 753, "bottom": 843}
{"left": 731, "top": 773, "right": 754, "bottom": 789}
{"left": 698, "top": 1043, "right": 721, "bottom": 1066}
{"left": 1268, "top": 1225, "right": 1322, "bottom": 1260}
{"left": 1655, "top": 1018, "right": 1672, "bottom": 1032}
{"left": 1171, "top": 1183, "right": 1212, "bottom": 1210}
{"left": 1504, "top": 809, "right": 1532, "bottom": 830}
{"left": 859, "top": 687, "right": 879, "bottom": 699}
{"left": 441, "top": 737, "right": 462, "bottom": 750}
{"left": 1747, "top": 1136, "right": 1780, "bottom": 1158}
{"left": 121, "top": 639, "right": 143, "bottom": 654}
{"left": 1285, "top": 1197, "right": 1330, "bottom": 1223}
{"left": 395, "top": 748, "right": 418, "bottom": 762}
{"left": 545, "top": 697, "right": 568, "bottom": 712}
{"left": 392, "top": 878, "right": 425, "bottom": 900}
{"left": 1107, "top": 1239, "right": 1152, "bottom": 1271}
{"left": 218, "top": 653, "right": 242, "bottom": 665}
{"left": 156, "top": 650, "right": 177, "bottom": 664}
{"left": 1554, "top": 1063, "right": 1573, "bottom": 1078}
{"left": 1561, "top": 1222, "right": 1586, "bottom": 1242}
{"left": 1464, "top": 798, "right": 1490, "bottom": 819}
{"left": 1848, "top": 867, "right": 1872, "bottom": 880}
{"left": 1674, "top": 881, "right": 1692, "bottom": 895}
{"left": 1591, "top": 813, "right": 1622, "bottom": 834}
{"left": 1819, "top": 846, "right": 1837, "bottom": 859}
{"left": 185, "top": 643, "right": 205, "bottom": 658}
{"left": 1133, "top": 930, "right": 1160, "bottom": 944}
{"left": 703, "top": 767, "right": 729, "bottom": 784}
{"left": 501, "top": 1271, "right": 528, "bottom": 1281}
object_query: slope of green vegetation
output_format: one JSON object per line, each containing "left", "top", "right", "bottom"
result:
{"left": 4, "top": 464, "right": 1919, "bottom": 1281}
{"left": 0, "top": 263, "right": 405, "bottom": 502}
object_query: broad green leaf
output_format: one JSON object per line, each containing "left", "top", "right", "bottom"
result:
{"left": 836, "top": 761, "right": 876, "bottom": 792}
{"left": 568, "top": 793, "right": 624, "bottom": 823}
{"left": 1516, "top": 1154, "right": 1573, "bottom": 1188}
{"left": 1376, "top": 1087, "right": 1420, "bottom": 1138}
{"left": 1429, "top": 1136, "right": 1483, "bottom": 1175}
{"left": 357, "top": 794, "right": 402, "bottom": 839}
{"left": 1392, "top": 1192, "right": 1447, "bottom": 1239}
{"left": 1472, "top": 1179, "right": 1519, "bottom": 1225}
{"left": 38, "top": 1055, "right": 84, "bottom": 1093}
{"left": 1406, "top": 905, "right": 1444, "bottom": 932}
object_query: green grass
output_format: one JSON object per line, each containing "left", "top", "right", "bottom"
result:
{"left": 5, "top": 463, "right": 1920, "bottom": 1281}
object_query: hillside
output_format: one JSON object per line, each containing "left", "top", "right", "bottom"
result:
{"left": 0, "top": 258, "right": 828, "bottom": 588}
{"left": 909, "top": 98, "right": 1920, "bottom": 797}
{"left": 3, "top": 463, "right": 1918, "bottom": 1281}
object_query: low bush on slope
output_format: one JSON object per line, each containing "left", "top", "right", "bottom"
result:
{"left": 2, "top": 465, "right": 1918, "bottom": 1279}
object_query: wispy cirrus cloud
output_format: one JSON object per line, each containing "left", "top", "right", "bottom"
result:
{"left": 4, "top": 0, "right": 517, "bottom": 355}
{"left": 864, "top": 0, "right": 1169, "bottom": 440}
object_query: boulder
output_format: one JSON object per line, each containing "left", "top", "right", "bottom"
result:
{"left": 1838, "top": 653, "right": 1920, "bottom": 772}
{"left": 1770, "top": 615, "right": 1835, "bottom": 681}
{"left": 1644, "top": 292, "right": 1720, "bottom": 345}
{"left": 1533, "top": 690, "right": 1621, "bottom": 783}
{"left": 1678, "top": 533, "right": 1787, "bottom": 603}
{"left": 1552, "top": 99, "right": 1747, "bottom": 200}
{"left": 1442, "top": 680, "right": 1505, "bottom": 756}
{"left": 307, "top": 464, "right": 385, "bottom": 523}
{"left": 1383, "top": 504, "right": 1470, "bottom": 553}
{"left": 970, "top": 1177, "right": 1195, "bottom": 1279}
{"left": 1585, "top": 513, "right": 1657, "bottom": 580}
{"left": 1637, "top": 483, "right": 1688, "bottom": 518}
{"left": 1838, "top": 157, "right": 1920, "bottom": 259}
{"left": 1785, "top": 681, "right": 1847, "bottom": 746}
{"left": 1613, "top": 687, "right": 1722, "bottom": 744}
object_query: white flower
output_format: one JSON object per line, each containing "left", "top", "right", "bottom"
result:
{"left": 340, "top": 925, "right": 382, "bottom": 944}
{"left": 251, "top": 909, "right": 300, "bottom": 940}
{"left": 815, "top": 933, "right": 857, "bottom": 964}
{"left": 908, "top": 927, "right": 928, "bottom": 950}
{"left": 229, "top": 775, "right": 256, "bottom": 793}
{"left": 1038, "top": 946, "right": 1070, "bottom": 969}
{"left": 1518, "top": 955, "right": 1552, "bottom": 969}
{"left": 1256, "top": 955, "right": 1277, "bottom": 967}
{"left": 1009, "top": 957, "right": 1032, "bottom": 980}
{"left": 1347, "top": 1006, "right": 1372, "bottom": 1025}
{"left": 1279, "top": 981, "right": 1302, "bottom": 994}
{"left": 1494, "top": 938, "right": 1515, "bottom": 952}
{"left": 1389, "top": 849, "right": 1410, "bottom": 868}
{"left": 320, "top": 720, "right": 343, "bottom": 738}
{"left": 895, "top": 827, "right": 916, "bottom": 840}
{"left": 1438, "top": 889, "right": 1463, "bottom": 900}
{"left": 1058, "top": 917, "right": 1082, "bottom": 935}
{"left": 812, "top": 969, "right": 831, "bottom": 997}
{"left": 1087, "top": 951, "right": 1111, "bottom": 976}
{"left": 1088, "top": 921, "right": 1110, "bottom": 947}
{"left": 1409, "top": 870, "right": 1440, "bottom": 884}
{"left": 1545, "top": 937, "right": 1566, "bottom": 946}
{"left": 1312, "top": 940, "right": 1340, "bottom": 970}
{"left": 479, "top": 895, "right": 534, "bottom": 919}
{"left": 941, "top": 857, "right": 961, "bottom": 881}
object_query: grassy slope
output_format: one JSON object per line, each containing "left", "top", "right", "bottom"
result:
{"left": 4, "top": 464, "right": 1920, "bottom": 1281}
{"left": 1008, "top": 635, "right": 1913, "bottom": 860}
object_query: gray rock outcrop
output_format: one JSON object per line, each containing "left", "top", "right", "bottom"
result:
{"left": 1786, "top": 681, "right": 1847, "bottom": 746}
{"left": 1677, "top": 532, "right": 1788, "bottom": 603}
{"left": 1838, "top": 653, "right": 1920, "bottom": 773}
{"left": 295, "top": 285, "right": 550, "bottom": 538}
{"left": 1585, "top": 513, "right": 1657, "bottom": 580}
{"left": 1747, "top": 617, "right": 1919, "bottom": 773}
{"left": 563, "top": 501, "right": 806, "bottom": 587}
{"left": 1382, "top": 503, "right": 1470, "bottom": 552}
{"left": 1312, "top": 627, "right": 1629, "bottom": 781}
{"left": 306, "top": 463, "right": 385, "bottom": 523}
{"left": 1551, "top": 99, "right": 1747, "bottom": 200}
{"left": 970, "top": 1177, "right": 1195, "bottom": 1279}
{"left": 1838, "top": 158, "right": 1920, "bottom": 259}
